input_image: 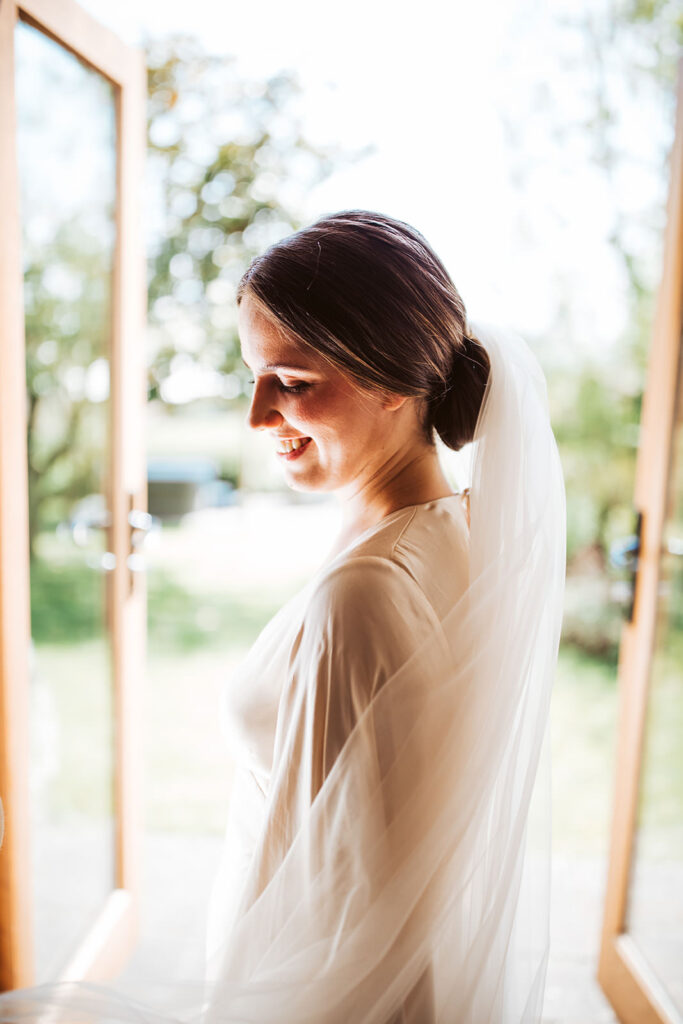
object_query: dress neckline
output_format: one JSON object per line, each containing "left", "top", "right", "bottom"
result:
{"left": 317, "top": 493, "right": 464, "bottom": 576}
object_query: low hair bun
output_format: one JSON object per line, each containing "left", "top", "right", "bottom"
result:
{"left": 428, "top": 332, "right": 491, "bottom": 452}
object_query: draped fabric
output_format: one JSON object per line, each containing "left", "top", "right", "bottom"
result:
{"left": 0, "top": 318, "right": 566, "bottom": 1022}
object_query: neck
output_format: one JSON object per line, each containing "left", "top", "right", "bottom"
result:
{"left": 334, "top": 446, "right": 455, "bottom": 550}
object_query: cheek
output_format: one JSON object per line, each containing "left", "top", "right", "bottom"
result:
{"left": 296, "top": 381, "right": 383, "bottom": 449}
{"left": 295, "top": 388, "right": 351, "bottom": 431}
{"left": 313, "top": 397, "right": 368, "bottom": 445}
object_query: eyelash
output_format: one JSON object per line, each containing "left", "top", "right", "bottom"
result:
{"left": 247, "top": 378, "right": 310, "bottom": 395}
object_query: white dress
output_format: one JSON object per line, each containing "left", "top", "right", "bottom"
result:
{"left": 204, "top": 495, "right": 470, "bottom": 1021}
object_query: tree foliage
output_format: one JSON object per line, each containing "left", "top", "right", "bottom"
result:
{"left": 143, "top": 33, "right": 347, "bottom": 405}
{"left": 22, "top": 32, "right": 346, "bottom": 556}
{"left": 548, "top": 0, "right": 680, "bottom": 657}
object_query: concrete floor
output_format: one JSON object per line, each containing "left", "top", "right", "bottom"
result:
{"left": 111, "top": 830, "right": 621, "bottom": 1022}
{"left": 543, "top": 853, "right": 618, "bottom": 1024}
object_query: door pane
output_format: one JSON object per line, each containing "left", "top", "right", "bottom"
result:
{"left": 14, "top": 20, "right": 117, "bottom": 983}
{"left": 624, "top": 336, "right": 683, "bottom": 1013}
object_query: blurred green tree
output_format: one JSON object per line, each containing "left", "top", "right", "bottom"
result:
{"left": 143, "top": 33, "right": 358, "bottom": 408}
{"left": 499, "top": 0, "right": 682, "bottom": 659}
{"left": 24, "top": 216, "right": 112, "bottom": 560}
{"left": 23, "top": 32, "right": 357, "bottom": 557}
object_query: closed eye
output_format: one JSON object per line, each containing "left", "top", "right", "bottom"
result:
{"left": 247, "top": 378, "right": 311, "bottom": 395}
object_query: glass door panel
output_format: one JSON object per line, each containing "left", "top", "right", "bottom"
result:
{"left": 624, "top": 336, "right": 683, "bottom": 1013}
{"left": 14, "top": 19, "right": 117, "bottom": 984}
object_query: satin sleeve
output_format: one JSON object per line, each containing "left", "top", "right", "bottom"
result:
{"left": 203, "top": 555, "right": 447, "bottom": 1023}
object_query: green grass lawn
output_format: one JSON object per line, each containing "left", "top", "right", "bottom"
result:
{"left": 551, "top": 646, "right": 620, "bottom": 854}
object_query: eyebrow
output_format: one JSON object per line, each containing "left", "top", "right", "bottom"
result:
{"left": 242, "top": 359, "right": 313, "bottom": 373}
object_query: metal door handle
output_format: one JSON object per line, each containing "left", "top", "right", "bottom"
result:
{"left": 608, "top": 510, "right": 643, "bottom": 623}
{"left": 62, "top": 496, "right": 158, "bottom": 574}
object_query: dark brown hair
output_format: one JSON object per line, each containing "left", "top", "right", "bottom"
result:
{"left": 236, "top": 209, "right": 490, "bottom": 451}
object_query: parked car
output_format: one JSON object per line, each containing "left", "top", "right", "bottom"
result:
{"left": 147, "top": 457, "right": 238, "bottom": 519}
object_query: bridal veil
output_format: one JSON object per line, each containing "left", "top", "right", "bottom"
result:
{"left": 0, "top": 316, "right": 566, "bottom": 1022}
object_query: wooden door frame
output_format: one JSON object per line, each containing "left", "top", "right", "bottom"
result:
{"left": 597, "top": 55, "right": 683, "bottom": 1024}
{"left": 0, "top": 0, "right": 147, "bottom": 990}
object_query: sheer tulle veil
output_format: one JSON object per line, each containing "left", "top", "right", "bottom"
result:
{"left": 0, "top": 317, "right": 566, "bottom": 1022}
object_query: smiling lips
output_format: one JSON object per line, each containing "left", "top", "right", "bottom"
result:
{"left": 277, "top": 437, "right": 312, "bottom": 460}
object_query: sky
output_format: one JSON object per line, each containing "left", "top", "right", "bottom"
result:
{"left": 74, "top": 0, "right": 673, "bottom": 368}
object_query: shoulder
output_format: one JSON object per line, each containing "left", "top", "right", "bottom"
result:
{"left": 294, "top": 556, "right": 439, "bottom": 692}
{"left": 308, "top": 555, "right": 435, "bottom": 629}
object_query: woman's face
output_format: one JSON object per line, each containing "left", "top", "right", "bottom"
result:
{"left": 237, "top": 292, "right": 413, "bottom": 497}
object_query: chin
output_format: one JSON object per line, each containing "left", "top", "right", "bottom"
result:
{"left": 286, "top": 479, "right": 314, "bottom": 494}
{"left": 285, "top": 471, "right": 337, "bottom": 496}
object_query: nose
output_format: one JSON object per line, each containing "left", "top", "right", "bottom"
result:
{"left": 247, "top": 379, "right": 283, "bottom": 432}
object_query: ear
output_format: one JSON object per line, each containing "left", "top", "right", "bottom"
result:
{"left": 380, "top": 391, "right": 410, "bottom": 412}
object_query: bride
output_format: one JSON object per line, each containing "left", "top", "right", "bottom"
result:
{"left": 0, "top": 209, "right": 566, "bottom": 1022}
